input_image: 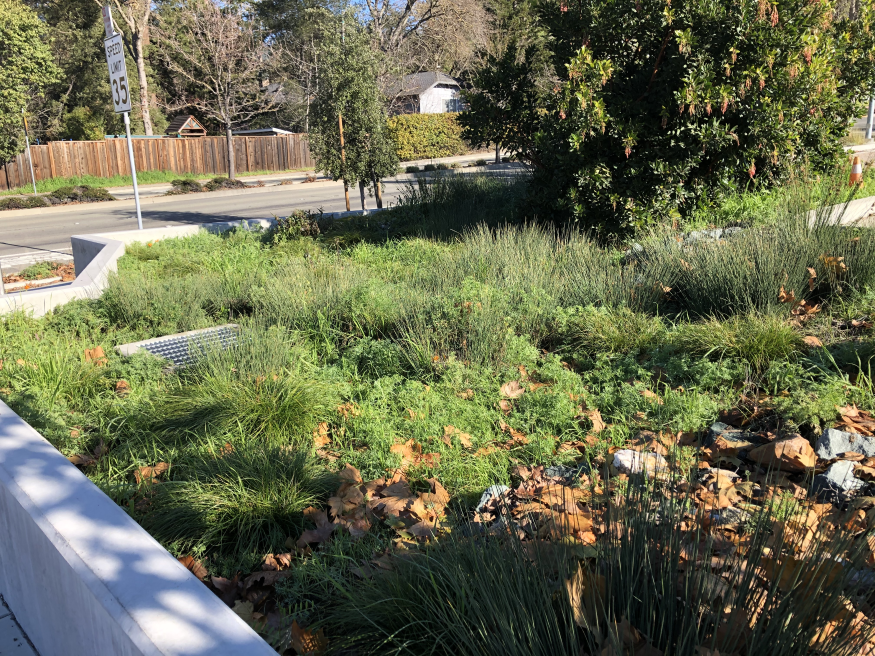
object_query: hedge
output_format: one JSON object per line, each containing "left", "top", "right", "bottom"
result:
{"left": 386, "top": 113, "right": 469, "bottom": 161}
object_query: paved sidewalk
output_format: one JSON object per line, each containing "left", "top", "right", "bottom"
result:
{"left": 0, "top": 595, "right": 37, "bottom": 655}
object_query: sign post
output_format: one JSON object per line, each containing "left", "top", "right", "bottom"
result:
{"left": 103, "top": 6, "right": 142, "bottom": 230}
{"left": 21, "top": 110, "right": 37, "bottom": 196}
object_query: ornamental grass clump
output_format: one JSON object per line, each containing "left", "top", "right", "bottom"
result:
{"left": 156, "top": 327, "right": 330, "bottom": 445}
{"left": 140, "top": 443, "right": 336, "bottom": 557}
{"left": 670, "top": 313, "right": 804, "bottom": 372}
{"left": 331, "top": 475, "right": 874, "bottom": 656}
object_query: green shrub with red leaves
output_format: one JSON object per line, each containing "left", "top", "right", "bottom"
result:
{"left": 461, "top": 0, "right": 875, "bottom": 234}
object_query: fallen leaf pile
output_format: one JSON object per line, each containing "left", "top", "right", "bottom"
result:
{"left": 475, "top": 465, "right": 597, "bottom": 544}
{"left": 297, "top": 464, "right": 449, "bottom": 550}
{"left": 836, "top": 404, "right": 875, "bottom": 437}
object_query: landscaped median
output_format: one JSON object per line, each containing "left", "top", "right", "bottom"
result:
{"left": 0, "top": 174, "right": 875, "bottom": 654}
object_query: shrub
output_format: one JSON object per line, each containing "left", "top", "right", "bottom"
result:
{"left": 265, "top": 210, "right": 321, "bottom": 243}
{"left": 48, "top": 185, "right": 113, "bottom": 203}
{"left": 344, "top": 336, "right": 404, "bottom": 379}
{"left": 0, "top": 195, "right": 49, "bottom": 210}
{"left": 461, "top": 0, "right": 875, "bottom": 234}
{"left": 474, "top": 158, "right": 487, "bottom": 166}
{"left": 405, "top": 165, "right": 421, "bottom": 173}
{"left": 16, "top": 261, "right": 54, "bottom": 280}
{"left": 140, "top": 444, "right": 336, "bottom": 557}
{"left": 204, "top": 177, "right": 246, "bottom": 191}
{"left": 436, "top": 163, "right": 450, "bottom": 170}
{"left": 386, "top": 113, "right": 468, "bottom": 161}
{"left": 166, "top": 179, "right": 203, "bottom": 195}
{"left": 423, "top": 163, "right": 437, "bottom": 172}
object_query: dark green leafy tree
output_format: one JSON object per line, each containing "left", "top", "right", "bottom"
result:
{"left": 459, "top": 0, "right": 549, "bottom": 161}
{"left": 462, "top": 0, "right": 875, "bottom": 234}
{"left": 309, "top": 16, "right": 399, "bottom": 210}
{"left": 0, "top": 0, "right": 59, "bottom": 162}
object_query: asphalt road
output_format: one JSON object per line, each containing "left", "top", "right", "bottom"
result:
{"left": 0, "top": 176, "right": 411, "bottom": 266}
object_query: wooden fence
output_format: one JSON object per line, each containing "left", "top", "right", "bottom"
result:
{"left": 0, "top": 134, "right": 313, "bottom": 191}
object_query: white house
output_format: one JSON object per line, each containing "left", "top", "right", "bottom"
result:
{"left": 388, "top": 72, "right": 464, "bottom": 115}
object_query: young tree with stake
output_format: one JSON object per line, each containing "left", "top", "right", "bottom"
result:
{"left": 154, "top": 0, "right": 280, "bottom": 180}
{"left": 309, "top": 16, "right": 398, "bottom": 211}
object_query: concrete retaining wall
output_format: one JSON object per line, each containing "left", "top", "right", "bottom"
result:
{"left": 0, "top": 398, "right": 276, "bottom": 656}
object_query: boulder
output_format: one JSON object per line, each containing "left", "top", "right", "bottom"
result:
{"left": 747, "top": 436, "right": 816, "bottom": 473}
{"left": 815, "top": 428, "right": 875, "bottom": 461}
{"left": 812, "top": 461, "right": 866, "bottom": 503}
{"left": 612, "top": 450, "right": 669, "bottom": 479}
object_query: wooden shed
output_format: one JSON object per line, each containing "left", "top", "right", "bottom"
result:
{"left": 164, "top": 115, "right": 207, "bottom": 138}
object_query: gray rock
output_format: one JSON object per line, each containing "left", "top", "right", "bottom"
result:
{"left": 475, "top": 485, "right": 510, "bottom": 512}
{"left": 812, "top": 461, "right": 866, "bottom": 503}
{"left": 814, "top": 428, "right": 875, "bottom": 460}
{"left": 620, "top": 243, "right": 644, "bottom": 265}
{"left": 544, "top": 463, "right": 590, "bottom": 482}
{"left": 711, "top": 507, "right": 751, "bottom": 528}
{"left": 612, "top": 450, "right": 669, "bottom": 479}
{"left": 683, "top": 227, "right": 744, "bottom": 245}
{"left": 703, "top": 422, "right": 764, "bottom": 449}
{"left": 698, "top": 468, "right": 742, "bottom": 483}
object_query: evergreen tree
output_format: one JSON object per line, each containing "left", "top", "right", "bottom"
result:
{"left": 0, "top": 0, "right": 59, "bottom": 161}
{"left": 309, "top": 16, "right": 398, "bottom": 210}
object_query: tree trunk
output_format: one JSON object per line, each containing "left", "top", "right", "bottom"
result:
{"left": 133, "top": 33, "right": 154, "bottom": 136}
{"left": 495, "top": 142, "right": 500, "bottom": 164}
{"left": 226, "top": 126, "right": 236, "bottom": 180}
{"left": 373, "top": 174, "right": 383, "bottom": 209}
{"left": 359, "top": 180, "right": 367, "bottom": 212}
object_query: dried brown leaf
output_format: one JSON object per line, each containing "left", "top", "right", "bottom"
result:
{"left": 500, "top": 380, "right": 525, "bottom": 399}
{"left": 587, "top": 409, "right": 606, "bottom": 433}
{"left": 178, "top": 555, "right": 208, "bottom": 580}
{"left": 134, "top": 462, "right": 169, "bottom": 484}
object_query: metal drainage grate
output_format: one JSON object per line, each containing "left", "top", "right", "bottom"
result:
{"left": 115, "top": 324, "right": 239, "bottom": 367}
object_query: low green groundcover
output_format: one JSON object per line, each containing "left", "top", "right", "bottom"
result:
{"left": 1, "top": 173, "right": 873, "bottom": 654}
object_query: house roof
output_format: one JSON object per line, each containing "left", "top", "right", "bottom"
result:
{"left": 232, "top": 127, "right": 294, "bottom": 136}
{"left": 387, "top": 72, "right": 460, "bottom": 98}
{"left": 165, "top": 115, "right": 207, "bottom": 137}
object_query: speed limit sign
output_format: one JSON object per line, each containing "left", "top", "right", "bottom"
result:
{"left": 104, "top": 33, "right": 132, "bottom": 114}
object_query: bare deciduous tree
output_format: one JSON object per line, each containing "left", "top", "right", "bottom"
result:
{"left": 363, "top": 0, "right": 442, "bottom": 54}
{"left": 154, "top": 0, "right": 280, "bottom": 179}
{"left": 95, "top": 0, "right": 154, "bottom": 135}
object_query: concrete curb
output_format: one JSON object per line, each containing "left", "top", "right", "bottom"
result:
{"left": 0, "top": 397, "right": 276, "bottom": 656}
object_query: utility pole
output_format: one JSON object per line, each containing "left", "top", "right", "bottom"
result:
{"left": 22, "top": 111, "right": 37, "bottom": 196}
{"left": 867, "top": 96, "right": 874, "bottom": 141}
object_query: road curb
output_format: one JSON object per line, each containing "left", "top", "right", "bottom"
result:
{"left": 0, "top": 180, "right": 342, "bottom": 219}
